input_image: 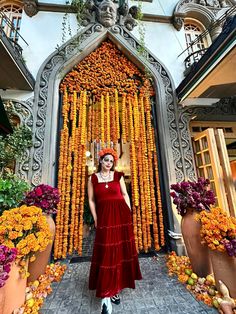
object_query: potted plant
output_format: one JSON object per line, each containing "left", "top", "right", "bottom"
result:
{"left": 21, "top": 184, "right": 60, "bottom": 282}
{"left": 0, "top": 125, "right": 32, "bottom": 175}
{"left": 0, "top": 205, "right": 52, "bottom": 313}
{"left": 0, "top": 173, "right": 30, "bottom": 215}
{"left": 170, "top": 177, "right": 215, "bottom": 277}
{"left": 197, "top": 207, "right": 236, "bottom": 298}
{"left": 0, "top": 122, "right": 32, "bottom": 217}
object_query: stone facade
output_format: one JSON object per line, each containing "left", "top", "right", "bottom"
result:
{"left": 1, "top": 0, "right": 235, "bottom": 252}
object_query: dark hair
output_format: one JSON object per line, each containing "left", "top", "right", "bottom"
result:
{"left": 97, "top": 153, "right": 115, "bottom": 172}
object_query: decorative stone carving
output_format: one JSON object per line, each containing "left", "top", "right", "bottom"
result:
{"left": 173, "top": 16, "right": 185, "bottom": 31}
{"left": 173, "top": 0, "right": 233, "bottom": 31}
{"left": 96, "top": 0, "right": 118, "bottom": 27}
{"left": 29, "top": 22, "right": 185, "bottom": 199}
{"left": 23, "top": 0, "right": 38, "bottom": 17}
{"left": 199, "top": 0, "right": 230, "bottom": 6}
{"left": 199, "top": 0, "right": 221, "bottom": 7}
{"left": 80, "top": 0, "right": 139, "bottom": 30}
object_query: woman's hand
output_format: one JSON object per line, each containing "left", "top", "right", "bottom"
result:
{"left": 94, "top": 216, "right": 97, "bottom": 228}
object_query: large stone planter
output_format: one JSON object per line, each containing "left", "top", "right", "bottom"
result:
{"left": 27, "top": 215, "right": 55, "bottom": 283}
{"left": 181, "top": 210, "right": 212, "bottom": 277}
{"left": 0, "top": 261, "right": 28, "bottom": 314}
{"left": 209, "top": 250, "right": 236, "bottom": 298}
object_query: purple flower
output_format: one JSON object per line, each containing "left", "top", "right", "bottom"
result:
{"left": 0, "top": 245, "right": 17, "bottom": 287}
{"left": 222, "top": 239, "right": 236, "bottom": 257}
{"left": 3, "top": 264, "right": 11, "bottom": 273}
{"left": 22, "top": 184, "right": 60, "bottom": 215}
{"left": 170, "top": 177, "right": 216, "bottom": 216}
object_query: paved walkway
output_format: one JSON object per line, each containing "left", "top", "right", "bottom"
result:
{"left": 41, "top": 255, "right": 217, "bottom": 314}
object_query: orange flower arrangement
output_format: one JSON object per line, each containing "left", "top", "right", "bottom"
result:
{"left": 55, "top": 40, "right": 167, "bottom": 257}
{"left": 197, "top": 207, "right": 236, "bottom": 256}
{"left": 0, "top": 205, "right": 52, "bottom": 268}
{"left": 60, "top": 41, "right": 154, "bottom": 99}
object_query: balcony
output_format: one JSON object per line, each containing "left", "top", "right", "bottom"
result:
{"left": 177, "top": 10, "right": 236, "bottom": 104}
{"left": 0, "top": 11, "right": 35, "bottom": 91}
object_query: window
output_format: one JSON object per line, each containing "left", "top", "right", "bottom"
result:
{"left": 0, "top": 3, "right": 22, "bottom": 43}
{"left": 184, "top": 19, "right": 211, "bottom": 66}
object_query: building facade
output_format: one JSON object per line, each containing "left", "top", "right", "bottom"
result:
{"left": 0, "top": 0, "right": 235, "bottom": 254}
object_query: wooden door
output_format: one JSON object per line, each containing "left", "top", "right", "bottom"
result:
{"left": 193, "top": 128, "right": 233, "bottom": 214}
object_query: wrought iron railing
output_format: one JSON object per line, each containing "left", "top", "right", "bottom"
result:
{"left": 184, "top": 48, "right": 208, "bottom": 69}
{"left": 179, "top": 5, "right": 236, "bottom": 70}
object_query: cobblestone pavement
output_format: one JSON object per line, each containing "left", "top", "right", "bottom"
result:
{"left": 41, "top": 255, "right": 217, "bottom": 314}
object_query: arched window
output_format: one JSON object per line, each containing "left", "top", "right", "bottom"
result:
{"left": 184, "top": 18, "right": 211, "bottom": 67}
{"left": 0, "top": 2, "right": 22, "bottom": 43}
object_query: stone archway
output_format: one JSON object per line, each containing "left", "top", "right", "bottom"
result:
{"left": 29, "top": 24, "right": 185, "bottom": 185}
{"left": 27, "top": 23, "right": 194, "bottom": 251}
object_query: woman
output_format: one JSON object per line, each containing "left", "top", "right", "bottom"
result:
{"left": 88, "top": 148, "right": 142, "bottom": 314}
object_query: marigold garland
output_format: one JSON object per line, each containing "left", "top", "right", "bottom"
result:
{"left": 154, "top": 150, "right": 165, "bottom": 246}
{"left": 106, "top": 93, "right": 110, "bottom": 147}
{"left": 60, "top": 41, "right": 154, "bottom": 99}
{"left": 115, "top": 89, "right": 120, "bottom": 142}
{"left": 121, "top": 94, "right": 127, "bottom": 144}
{"left": 100, "top": 94, "right": 105, "bottom": 148}
{"left": 55, "top": 41, "right": 167, "bottom": 257}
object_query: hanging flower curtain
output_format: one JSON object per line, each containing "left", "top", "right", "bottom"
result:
{"left": 54, "top": 41, "right": 165, "bottom": 259}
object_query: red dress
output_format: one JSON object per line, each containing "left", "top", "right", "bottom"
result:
{"left": 89, "top": 171, "right": 142, "bottom": 298}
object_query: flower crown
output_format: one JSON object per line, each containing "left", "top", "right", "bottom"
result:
{"left": 98, "top": 148, "right": 118, "bottom": 161}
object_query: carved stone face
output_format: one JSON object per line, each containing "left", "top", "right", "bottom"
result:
{"left": 97, "top": 0, "right": 118, "bottom": 27}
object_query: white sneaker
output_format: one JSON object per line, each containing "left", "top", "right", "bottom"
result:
{"left": 101, "top": 297, "right": 112, "bottom": 314}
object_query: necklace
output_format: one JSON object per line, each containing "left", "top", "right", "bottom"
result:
{"left": 99, "top": 172, "right": 111, "bottom": 188}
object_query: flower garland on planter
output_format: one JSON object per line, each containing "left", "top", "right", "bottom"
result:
{"left": 55, "top": 40, "right": 165, "bottom": 258}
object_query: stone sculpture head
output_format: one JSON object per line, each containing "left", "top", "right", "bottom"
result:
{"left": 96, "top": 0, "right": 118, "bottom": 27}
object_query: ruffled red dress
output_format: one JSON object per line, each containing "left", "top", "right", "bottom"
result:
{"left": 89, "top": 171, "right": 142, "bottom": 298}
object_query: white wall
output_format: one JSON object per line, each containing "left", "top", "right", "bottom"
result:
{"left": 128, "top": 0, "right": 177, "bottom": 16}
{"left": 132, "top": 20, "right": 187, "bottom": 87}
{"left": 2, "top": 0, "right": 189, "bottom": 98}
{"left": 18, "top": 11, "right": 78, "bottom": 79}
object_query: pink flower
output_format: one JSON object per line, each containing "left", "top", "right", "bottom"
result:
{"left": 35, "top": 187, "right": 43, "bottom": 196}
{"left": 0, "top": 245, "right": 17, "bottom": 287}
{"left": 22, "top": 184, "right": 60, "bottom": 215}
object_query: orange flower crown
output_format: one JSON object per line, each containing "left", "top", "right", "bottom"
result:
{"left": 98, "top": 148, "right": 118, "bottom": 161}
